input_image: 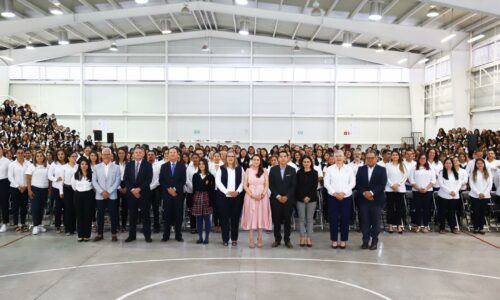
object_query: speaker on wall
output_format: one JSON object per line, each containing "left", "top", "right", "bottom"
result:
{"left": 94, "top": 130, "right": 102, "bottom": 141}
{"left": 107, "top": 133, "right": 114, "bottom": 144}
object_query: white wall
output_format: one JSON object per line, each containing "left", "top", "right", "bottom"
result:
{"left": 8, "top": 38, "right": 412, "bottom": 148}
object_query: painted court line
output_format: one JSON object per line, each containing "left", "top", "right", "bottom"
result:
{"left": 115, "top": 271, "right": 392, "bottom": 300}
{"left": 0, "top": 257, "right": 499, "bottom": 280}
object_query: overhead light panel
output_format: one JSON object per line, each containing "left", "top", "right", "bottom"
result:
{"left": 418, "top": 58, "right": 429, "bottom": 65}
{"left": 201, "top": 43, "right": 210, "bottom": 52}
{"left": 1, "top": 0, "right": 16, "bottom": 18}
{"left": 135, "top": 0, "right": 149, "bottom": 4}
{"left": 441, "top": 33, "right": 456, "bottom": 43}
{"left": 235, "top": 0, "right": 248, "bottom": 5}
{"left": 292, "top": 41, "right": 300, "bottom": 52}
{"left": 26, "top": 39, "right": 35, "bottom": 50}
{"left": 49, "top": 6, "right": 63, "bottom": 15}
{"left": 368, "top": 0, "right": 383, "bottom": 21}
{"left": 311, "top": 0, "right": 322, "bottom": 17}
{"left": 238, "top": 19, "right": 249, "bottom": 36}
{"left": 375, "top": 43, "right": 384, "bottom": 52}
{"left": 397, "top": 58, "right": 408, "bottom": 64}
{"left": 342, "top": 32, "right": 352, "bottom": 48}
{"left": 467, "top": 34, "right": 485, "bottom": 43}
{"left": 58, "top": 30, "right": 69, "bottom": 45}
{"left": 161, "top": 19, "right": 172, "bottom": 34}
{"left": 181, "top": 4, "right": 190, "bottom": 14}
{"left": 427, "top": 5, "right": 439, "bottom": 18}
{"left": 109, "top": 41, "right": 118, "bottom": 52}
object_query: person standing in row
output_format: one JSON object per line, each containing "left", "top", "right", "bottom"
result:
{"left": 324, "top": 150, "right": 355, "bottom": 249}
{"left": 48, "top": 149, "right": 66, "bottom": 233}
{"left": 8, "top": 149, "right": 31, "bottom": 233}
{"left": 409, "top": 154, "right": 436, "bottom": 233}
{"left": 92, "top": 148, "right": 121, "bottom": 242}
{"left": 0, "top": 146, "right": 10, "bottom": 233}
{"left": 356, "top": 150, "right": 387, "bottom": 250}
{"left": 160, "top": 148, "right": 186, "bottom": 242}
{"left": 295, "top": 155, "right": 318, "bottom": 248}
{"left": 185, "top": 153, "right": 200, "bottom": 234}
{"left": 215, "top": 151, "right": 244, "bottom": 246}
{"left": 124, "top": 147, "right": 153, "bottom": 243}
{"left": 241, "top": 155, "right": 272, "bottom": 249}
{"left": 469, "top": 158, "right": 492, "bottom": 234}
{"left": 269, "top": 151, "right": 296, "bottom": 249}
{"left": 437, "top": 157, "right": 461, "bottom": 234}
{"left": 26, "top": 151, "right": 50, "bottom": 235}
{"left": 192, "top": 159, "right": 215, "bottom": 244}
{"left": 72, "top": 158, "right": 94, "bottom": 242}
{"left": 62, "top": 152, "right": 78, "bottom": 236}
{"left": 385, "top": 150, "right": 408, "bottom": 234}
{"left": 115, "top": 147, "right": 128, "bottom": 232}
{"left": 147, "top": 150, "right": 162, "bottom": 233}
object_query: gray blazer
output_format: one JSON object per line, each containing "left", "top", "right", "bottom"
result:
{"left": 92, "top": 162, "right": 121, "bottom": 200}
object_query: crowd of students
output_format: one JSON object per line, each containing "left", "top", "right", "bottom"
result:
{"left": 0, "top": 100, "right": 499, "bottom": 250}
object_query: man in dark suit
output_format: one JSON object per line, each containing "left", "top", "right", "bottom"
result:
{"left": 355, "top": 150, "right": 388, "bottom": 250}
{"left": 123, "top": 147, "right": 153, "bottom": 243}
{"left": 269, "top": 151, "right": 297, "bottom": 248}
{"left": 159, "top": 148, "right": 186, "bottom": 242}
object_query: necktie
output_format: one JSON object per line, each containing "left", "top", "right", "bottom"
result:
{"left": 135, "top": 161, "right": 140, "bottom": 180}
{"left": 171, "top": 163, "right": 175, "bottom": 177}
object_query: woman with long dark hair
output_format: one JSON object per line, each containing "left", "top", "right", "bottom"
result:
{"left": 409, "top": 154, "right": 436, "bottom": 233}
{"left": 62, "top": 152, "right": 78, "bottom": 235}
{"left": 48, "top": 149, "right": 67, "bottom": 233}
{"left": 469, "top": 158, "right": 492, "bottom": 234}
{"left": 191, "top": 159, "right": 215, "bottom": 244}
{"left": 437, "top": 157, "right": 461, "bottom": 234}
{"left": 26, "top": 151, "right": 49, "bottom": 235}
{"left": 0, "top": 146, "right": 11, "bottom": 233}
{"left": 385, "top": 150, "right": 408, "bottom": 234}
{"left": 241, "top": 155, "right": 272, "bottom": 248}
{"left": 115, "top": 147, "right": 128, "bottom": 232}
{"left": 72, "top": 158, "right": 94, "bottom": 242}
{"left": 295, "top": 155, "right": 318, "bottom": 247}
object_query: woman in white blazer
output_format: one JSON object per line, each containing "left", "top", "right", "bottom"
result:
{"left": 469, "top": 158, "right": 492, "bottom": 234}
{"left": 437, "top": 158, "right": 461, "bottom": 234}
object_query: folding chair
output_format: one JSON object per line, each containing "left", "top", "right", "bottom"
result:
{"left": 432, "top": 191, "right": 440, "bottom": 231}
{"left": 460, "top": 191, "right": 472, "bottom": 231}
{"left": 404, "top": 191, "right": 414, "bottom": 231}
{"left": 403, "top": 192, "right": 412, "bottom": 231}
{"left": 314, "top": 189, "right": 324, "bottom": 231}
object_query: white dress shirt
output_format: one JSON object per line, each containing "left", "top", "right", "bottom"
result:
{"left": 466, "top": 159, "right": 476, "bottom": 174}
{"left": 437, "top": 170, "right": 461, "bottom": 199}
{"left": 469, "top": 171, "right": 493, "bottom": 199}
{"left": 377, "top": 161, "right": 388, "bottom": 168}
{"left": 150, "top": 160, "right": 164, "bottom": 190}
{"left": 429, "top": 161, "right": 443, "bottom": 188}
{"left": 458, "top": 168, "right": 469, "bottom": 191}
{"left": 323, "top": 164, "right": 356, "bottom": 197}
{"left": 25, "top": 164, "right": 49, "bottom": 189}
{"left": 367, "top": 165, "right": 375, "bottom": 182}
{"left": 314, "top": 165, "right": 324, "bottom": 189}
{"left": 71, "top": 176, "right": 93, "bottom": 192}
{"left": 185, "top": 163, "right": 199, "bottom": 194}
{"left": 403, "top": 160, "right": 416, "bottom": 175}
{"left": 48, "top": 162, "right": 65, "bottom": 192}
{"left": 494, "top": 169, "right": 500, "bottom": 196}
{"left": 0, "top": 156, "right": 10, "bottom": 180}
{"left": 103, "top": 162, "right": 111, "bottom": 177}
{"left": 62, "top": 163, "right": 78, "bottom": 195}
{"left": 348, "top": 160, "right": 364, "bottom": 176}
{"left": 117, "top": 162, "right": 126, "bottom": 181}
{"left": 8, "top": 160, "right": 31, "bottom": 188}
{"left": 209, "top": 161, "right": 224, "bottom": 175}
{"left": 409, "top": 166, "right": 436, "bottom": 192}
{"left": 216, "top": 167, "right": 244, "bottom": 196}
{"left": 385, "top": 162, "right": 408, "bottom": 193}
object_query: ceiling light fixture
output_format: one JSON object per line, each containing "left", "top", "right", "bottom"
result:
{"left": 467, "top": 34, "right": 485, "bottom": 43}
{"left": 201, "top": 43, "right": 210, "bottom": 52}
{"left": 311, "top": 0, "right": 322, "bottom": 17}
{"left": 427, "top": 5, "right": 439, "bottom": 18}
{"left": 397, "top": 58, "right": 408, "bottom": 64}
{"left": 342, "top": 32, "right": 352, "bottom": 47}
{"left": 58, "top": 30, "right": 69, "bottom": 45}
{"left": 238, "top": 19, "right": 249, "bottom": 35}
{"left": 135, "top": 0, "right": 149, "bottom": 4}
{"left": 26, "top": 39, "right": 35, "bottom": 50}
{"left": 161, "top": 19, "right": 172, "bottom": 34}
{"left": 49, "top": 6, "right": 63, "bottom": 15}
{"left": 235, "top": 0, "right": 248, "bottom": 5}
{"left": 440, "top": 33, "right": 456, "bottom": 43}
{"left": 418, "top": 58, "right": 429, "bottom": 64}
{"left": 1, "top": 0, "right": 16, "bottom": 18}
{"left": 181, "top": 4, "right": 190, "bottom": 14}
{"left": 368, "top": 0, "right": 383, "bottom": 21}
{"left": 109, "top": 41, "right": 118, "bottom": 51}
{"left": 375, "top": 43, "right": 384, "bottom": 52}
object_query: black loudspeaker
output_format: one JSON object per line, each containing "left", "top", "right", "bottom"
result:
{"left": 94, "top": 130, "right": 102, "bottom": 141}
{"left": 467, "top": 134, "right": 478, "bottom": 158}
{"left": 107, "top": 133, "right": 114, "bottom": 144}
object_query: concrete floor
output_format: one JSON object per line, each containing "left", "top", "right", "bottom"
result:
{"left": 0, "top": 228, "right": 499, "bottom": 300}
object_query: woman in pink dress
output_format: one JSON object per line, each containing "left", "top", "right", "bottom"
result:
{"left": 241, "top": 155, "right": 272, "bottom": 248}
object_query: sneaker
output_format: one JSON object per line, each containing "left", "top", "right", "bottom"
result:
{"left": 39, "top": 225, "right": 47, "bottom": 233}
{"left": 0, "top": 224, "right": 6, "bottom": 233}
{"left": 32, "top": 226, "right": 39, "bottom": 235}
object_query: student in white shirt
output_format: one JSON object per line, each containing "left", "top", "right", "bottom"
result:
{"left": 385, "top": 151, "right": 408, "bottom": 234}
{"left": 8, "top": 148, "right": 31, "bottom": 232}
{"left": 409, "top": 154, "right": 436, "bottom": 233}
{"left": 486, "top": 150, "right": 499, "bottom": 178}
{"left": 453, "top": 156, "right": 469, "bottom": 225}
{"left": 26, "top": 151, "right": 50, "bottom": 235}
{"left": 147, "top": 150, "right": 162, "bottom": 234}
{"left": 348, "top": 149, "right": 364, "bottom": 176}
{"left": 469, "top": 158, "right": 493, "bottom": 234}
{"left": 48, "top": 149, "right": 67, "bottom": 233}
{"left": 403, "top": 149, "right": 416, "bottom": 191}
{"left": 377, "top": 149, "right": 391, "bottom": 168}
{"left": 185, "top": 153, "right": 200, "bottom": 234}
{"left": 72, "top": 158, "right": 94, "bottom": 242}
{"left": 427, "top": 148, "right": 443, "bottom": 191}
{"left": 324, "top": 150, "right": 356, "bottom": 249}
{"left": 0, "top": 146, "right": 11, "bottom": 233}
{"left": 62, "top": 152, "right": 79, "bottom": 235}
{"left": 437, "top": 158, "right": 461, "bottom": 234}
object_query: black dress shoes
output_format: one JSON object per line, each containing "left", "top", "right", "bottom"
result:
{"left": 145, "top": 237, "right": 152, "bottom": 243}
{"left": 161, "top": 237, "right": 169, "bottom": 242}
{"left": 176, "top": 237, "right": 184, "bottom": 242}
{"left": 272, "top": 241, "right": 281, "bottom": 248}
{"left": 369, "top": 242, "right": 378, "bottom": 250}
{"left": 125, "top": 237, "right": 136, "bottom": 243}
{"left": 361, "top": 242, "right": 369, "bottom": 249}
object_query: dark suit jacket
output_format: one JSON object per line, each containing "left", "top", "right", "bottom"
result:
{"left": 269, "top": 165, "right": 297, "bottom": 205}
{"left": 159, "top": 161, "right": 186, "bottom": 200}
{"left": 355, "top": 164, "right": 388, "bottom": 206}
{"left": 123, "top": 159, "right": 153, "bottom": 198}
